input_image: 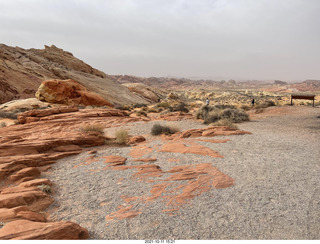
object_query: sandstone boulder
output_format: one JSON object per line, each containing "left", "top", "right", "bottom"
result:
{"left": 0, "top": 219, "right": 89, "bottom": 240}
{"left": 35, "top": 79, "right": 114, "bottom": 107}
{"left": 123, "top": 83, "right": 160, "bottom": 102}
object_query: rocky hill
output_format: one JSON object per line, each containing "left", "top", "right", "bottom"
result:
{"left": 0, "top": 44, "right": 148, "bottom": 105}
{"left": 290, "top": 80, "right": 320, "bottom": 92}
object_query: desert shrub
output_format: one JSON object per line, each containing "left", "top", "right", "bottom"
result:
{"left": 132, "top": 103, "right": 147, "bottom": 108}
{"left": 0, "top": 122, "right": 6, "bottom": 128}
{"left": 213, "top": 118, "right": 239, "bottom": 130}
{"left": 213, "top": 104, "right": 236, "bottom": 110}
{"left": 136, "top": 111, "right": 148, "bottom": 117}
{"left": 255, "top": 108, "right": 265, "bottom": 114}
{"left": 256, "top": 100, "right": 276, "bottom": 109}
{"left": 241, "top": 105, "right": 251, "bottom": 111}
{"left": 37, "top": 184, "right": 51, "bottom": 194}
{"left": 0, "top": 110, "right": 18, "bottom": 119}
{"left": 171, "top": 102, "right": 189, "bottom": 113}
{"left": 147, "top": 107, "right": 159, "bottom": 113}
{"left": 115, "top": 128, "right": 129, "bottom": 144}
{"left": 81, "top": 123, "right": 104, "bottom": 134}
{"left": 196, "top": 105, "right": 249, "bottom": 124}
{"left": 115, "top": 105, "right": 132, "bottom": 111}
{"left": 151, "top": 123, "right": 179, "bottom": 136}
{"left": 156, "top": 102, "right": 170, "bottom": 108}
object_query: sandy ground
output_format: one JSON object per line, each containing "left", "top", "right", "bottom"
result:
{"left": 45, "top": 106, "right": 320, "bottom": 240}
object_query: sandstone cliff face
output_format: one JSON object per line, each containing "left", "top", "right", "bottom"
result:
{"left": 0, "top": 44, "right": 147, "bottom": 105}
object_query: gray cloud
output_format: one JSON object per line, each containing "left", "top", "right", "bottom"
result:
{"left": 0, "top": 0, "right": 319, "bottom": 80}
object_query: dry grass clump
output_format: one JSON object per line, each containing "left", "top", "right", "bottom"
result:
{"left": 196, "top": 105, "right": 249, "bottom": 124}
{"left": 115, "top": 128, "right": 129, "bottom": 144}
{"left": 81, "top": 123, "right": 105, "bottom": 134}
{"left": 37, "top": 184, "right": 51, "bottom": 194}
{"left": 151, "top": 123, "right": 180, "bottom": 136}
{"left": 213, "top": 118, "right": 239, "bottom": 130}
{"left": 0, "top": 122, "right": 6, "bottom": 128}
{"left": 256, "top": 100, "right": 276, "bottom": 109}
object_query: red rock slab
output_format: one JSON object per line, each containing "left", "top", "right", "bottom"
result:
{"left": 194, "top": 138, "right": 230, "bottom": 143}
{"left": 0, "top": 219, "right": 89, "bottom": 240}
{"left": 132, "top": 164, "right": 163, "bottom": 182}
{"left": 105, "top": 205, "right": 142, "bottom": 221}
{"left": 6, "top": 167, "right": 41, "bottom": 183}
{"left": 0, "top": 189, "right": 53, "bottom": 212}
{"left": 159, "top": 141, "right": 223, "bottom": 158}
{"left": 0, "top": 206, "right": 46, "bottom": 222}
{"left": 17, "top": 179, "right": 52, "bottom": 188}
{"left": 128, "top": 135, "right": 146, "bottom": 145}
{"left": 133, "top": 158, "right": 157, "bottom": 163}
{"left": 129, "top": 143, "right": 153, "bottom": 158}
{"left": 104, "top": 156, "right": 127, "bottom": 167}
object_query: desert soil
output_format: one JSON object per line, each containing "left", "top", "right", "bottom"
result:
{"left": 45, "top": 106, "right": 320, "bottom": 240}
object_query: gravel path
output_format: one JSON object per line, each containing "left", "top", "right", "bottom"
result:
{"left": 45, "top": 106, "right": 320, "bottom": 240}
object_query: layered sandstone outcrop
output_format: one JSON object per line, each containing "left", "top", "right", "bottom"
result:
{"left": 0, "top": 106, "right": 145, "bottom": 240}
{"left": 35, "top": 79, "right": 114, "bottom": 107}
{"left": 123, "top": 83, "right": 161, "bottom": 102}
{"left": 0, "top": 44, "right": 148, "bottom": 105}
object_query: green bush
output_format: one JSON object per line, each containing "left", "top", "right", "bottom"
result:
{"left": 151, "top": 123, "right": 179, "bottom": 136}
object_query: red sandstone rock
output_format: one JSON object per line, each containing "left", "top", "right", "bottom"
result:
{"left": 104, "top": 156, "right": 127, "bottom": 167}
{"left": 35, "top": 79, "right": 114, "bottom": 107}
{"left": 0, "top": 219, "right": 89, "bottom": 240}
{"left": 0, "top": 206, "right": 46, "bottom": 222}
{"left": 7, "top": 167, "right": 41, "bottom": 183}
{"left": 128, "top": 135, "right": 146, "bottom": 145}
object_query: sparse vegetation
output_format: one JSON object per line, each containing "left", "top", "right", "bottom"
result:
{"left": 156, "top": 102, "right": 170, "bottom": 109}
{"left": 255, "top": 100, "right": 276, "bottom": 109}
{"left": 135, "top": 110, "right": 148, "bottom": 117}
{"left": 171, "top": 102, "right": 189, "bottom": 113}
{"left": 115, "top": 104, "right": 132, "bottom": 111}
{"left": 147, "top": 107, "right": 159, "bottom": 113}
{"left": 37, "top": 184, "right": 51, "bottom": 194}
{"left": 151, "top": 123, "right": 180, "bottom": 136}
{"left": 115, "top": 128, "right": 129, "bottom": 144}
{"left": 0, "top": 110, "right": 18, "bottom": 119}
{"left": 0, "top": 122, "right": 6, "bottom": 128}
{"left": 132, "top": 103, "right": 147, "bottom": 108}
{"left": 213, "top": 118, "right": 239, "bottom": 130}
{"left": 81, "top": 123, "right": 105, "bottom": 134}
{"left": 196, "top": 105, "right": 249, "bottom": 124}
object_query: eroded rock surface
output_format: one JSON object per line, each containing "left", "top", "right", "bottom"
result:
{"left": 35, "top": 79, "right": 114, "bottom": 107}
{"left": 0, "top": 106, "right": 143, "bottom": 240}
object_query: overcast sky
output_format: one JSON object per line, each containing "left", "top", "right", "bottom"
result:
{"left": 0, "top": 0, "right": 319, "bottom": 81}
